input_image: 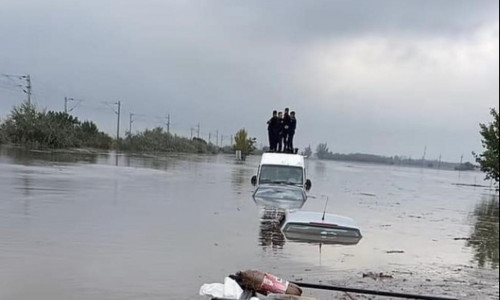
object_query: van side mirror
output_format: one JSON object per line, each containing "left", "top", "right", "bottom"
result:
{"left": 305, "top": 179, "right": 312, "bottom": 191}
{"left": 251, "top": 175, "right": 257, "bottom": 186}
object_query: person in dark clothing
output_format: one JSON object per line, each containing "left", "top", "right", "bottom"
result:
{"left": 267, "top": 110, "right": 279, "bottom": 151}
{"left": 282, "top": 108, "right": 291, "bottom": 152}
{"left": 287, "top": 111, "right": 297, "bottom": 153}
{"left": 277, "top": 111, "right": 284, "bottom": 152}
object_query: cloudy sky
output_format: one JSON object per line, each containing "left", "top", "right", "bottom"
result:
{"left": 0, "top": 0, "right": 498, "bottom": 162}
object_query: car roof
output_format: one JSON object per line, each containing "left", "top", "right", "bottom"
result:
{"left": 284, "top": 211, "right": 359, "bottom": 229}
{"left": 260, "top": 153, "right": 305, "bottom": 168}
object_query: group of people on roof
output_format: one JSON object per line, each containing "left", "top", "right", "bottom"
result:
{"left": 266, "top": 108, "right": 297, "bottom": 153}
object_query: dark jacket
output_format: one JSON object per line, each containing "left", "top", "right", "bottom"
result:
{"left": 267, "top": 116, "right": 279, "bottom": 132}
{"left": 289, "top": 117, "right": 296, "bottom": 134}
{"left": 282, "top": 113, "right": 291, "bottom": 132}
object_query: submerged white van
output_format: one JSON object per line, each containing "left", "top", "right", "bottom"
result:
{"left": 251, "top": 153, "right": 311, "bottom": 189}
{"left": 251, "top": 153, "right": 312, "bottom": 209}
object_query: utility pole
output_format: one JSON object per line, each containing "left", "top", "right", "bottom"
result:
{"left": 458, "top": 154, "right": 464, "bottom": 178}
{"left": 64, "top": 97, "right": 75, "bottom": 113}
{"left": 25, "top": 74, "right": 31, "bottom": 105}
{"left": 221, "top": 135, "right": 224, "bottom": 146}
{"left": 230, "top": 135, "right": 233, "bottom": 146}
{"left": 421, "top": 145, "right": 427, "bottom": 168}
{"left": 190, "top": 128, "right": 194, "bottom": 139}
{"left": 115, "top": 101, "right": 121, "bottom": 140}
{"left": 208, "top": 132, "right": 212, "bottom": 144}
{"left": 216, "top": 130, "right": 219, "bottom": 147}
{"left": 129, "top": 113, "right": 134, "bottom": 133}
{"left": 166, "top": 114, "right": 170, "bottom": 134}
{"left": 438, "top": 154, "right": 442, "bottom": 169}
{"left": 196, "top": 123, "right": 200, "bottom": 138}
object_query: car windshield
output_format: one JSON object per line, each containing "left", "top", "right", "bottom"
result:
{"left": 259, "top": 165, "right": 303, "bottom": 186}
{"left": 254, "top": 186, "right": 306, "bottom": 202}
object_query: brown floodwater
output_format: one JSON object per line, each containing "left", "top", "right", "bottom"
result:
{"left": 0, "top": 146, "right": 498, "bottom": 299}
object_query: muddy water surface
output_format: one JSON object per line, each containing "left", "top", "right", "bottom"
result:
{"left": 0, "top": 147, "right": 498, "bottom": 299}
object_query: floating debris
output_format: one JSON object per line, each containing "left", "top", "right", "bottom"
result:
{"left": 359, "top": 193, "right": 376, "bottom": 197}
{"left": 362, "top": 272, "right": 394, "bottom": 280}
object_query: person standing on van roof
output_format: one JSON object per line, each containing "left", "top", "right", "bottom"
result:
{"left": 267, "top": 110, "right": 279, "bottom": 152}
{"left": 282, "top": 108, "right": 291, "bottom": 152}
{"left": 277, "top": 111, "right": 284, "bottom": 152}
{"left": 288, "top": 111, "right": 297, "bottom": 153}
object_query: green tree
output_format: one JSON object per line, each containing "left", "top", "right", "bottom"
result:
{"left": 0, "top": 101, "right": 112, "bottom": 149}
{"left": 3, "top": 101, "right": 45, "bottom": 147}
{"left": 234, "top": 128, "right": 256, "bottom": 157}
{"left": 316, "top": 143, "right": 331, "bottom": 159}
{"left": 473, "top": 108, "right": 499, "bottom": 184}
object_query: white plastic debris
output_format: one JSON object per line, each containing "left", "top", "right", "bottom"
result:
{"left": 199, "top": 282, "right": 225, "bottom": 298}
{"left": 223, "top": 276, "right": 244, "bottom": 298}
{"left": 199, "top": 277, "right": 244, "bottom": 299}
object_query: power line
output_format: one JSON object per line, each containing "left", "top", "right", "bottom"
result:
{"left": 103, "top": 101, "right": 121, "bottom": 140}
{"left": 64, "top": 97, "right": 83, "bottom": 113}
{"left": 1, "top": 74, "right": 30, "bottom": 103}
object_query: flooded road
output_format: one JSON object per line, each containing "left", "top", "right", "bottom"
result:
{"left": 0, "top": 147, "right": 498, "bottom": 300}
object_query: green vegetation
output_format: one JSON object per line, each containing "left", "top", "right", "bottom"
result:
{"left": 455, "top": 162, "right": 476, "bottom": 171}
{"left": 313, "top": 142, "right": 473, "bottom": 170}
{"left": 0, "top": 102, "right": 260, "bottom": 157}
{"left": 121, "top": 127, "right": 218, "bottom": 154}
{"left": 0, "top": 102, "right": 112, "bottom": 149}
{"left": 473, "top": 108, "right": 499, "bottom": 184}
{"left": 316, "top": 143, "right": 330, "bottom": 159}
{"left": 234, "top": 128, "right": 256, "bottom": 157}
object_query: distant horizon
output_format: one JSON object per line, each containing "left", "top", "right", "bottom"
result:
{"left": 0, "top": 98, "right": 487, "bottom": 164}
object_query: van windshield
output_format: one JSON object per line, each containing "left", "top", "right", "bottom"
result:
{"left": 259, "top": 165, "right": 303, "bottom": 186}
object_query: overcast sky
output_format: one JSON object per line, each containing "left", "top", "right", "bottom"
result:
{"left": 1, "top": 0, "right": 498, "bottom": 162}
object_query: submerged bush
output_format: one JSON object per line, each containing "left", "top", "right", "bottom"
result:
{"left": 120, "top": 127, "right": 218, "bottom": 154}
{"left": 0, "top": 102, "right": 112, "bottom": 149}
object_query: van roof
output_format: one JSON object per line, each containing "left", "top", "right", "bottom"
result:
{"left": 260, "top": 153, "right": 305, "bottom": 168}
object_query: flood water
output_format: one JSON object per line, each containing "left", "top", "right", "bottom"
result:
{"left": 0, "top": 146, "right": 498, "bottom": 300}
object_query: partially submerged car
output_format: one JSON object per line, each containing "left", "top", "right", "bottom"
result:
{"left": 281, "top": 211, "right": 362, "bottom": 245}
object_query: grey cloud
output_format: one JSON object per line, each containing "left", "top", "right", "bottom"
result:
{"left": 0, "top": 0, "right": 498, "bottom": 162}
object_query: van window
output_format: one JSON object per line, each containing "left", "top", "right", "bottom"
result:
{"left": 259, "top": 165, "right": 303, "bottom": 186}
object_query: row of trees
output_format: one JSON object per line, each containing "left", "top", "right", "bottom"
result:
{"left": 120, "top": 127, "right": 219, "bottom": 154}
{"left": 0, "top": 101, "right": 258, "bottom": 156}
{"left": 313, "top": 108, "right": 498, "bottom": 185}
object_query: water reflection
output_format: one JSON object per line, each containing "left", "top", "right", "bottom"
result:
{"left": 467, "top": 195, "right": 499, "bottom": 269}
{"left": 231, "top": 166, "right": 249, "bottom": 191}
{"left": 314, "top": 160, "right": 326, "bottom": 177}
{"left": 258, "top": 208, "right": 286, "bottom": 249}
{"left": 0, "top": 146, "right": 104, "bottom": 165}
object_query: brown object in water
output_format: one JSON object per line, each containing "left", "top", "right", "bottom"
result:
{"left": 238, "top": 270, "right": 302, "bottom": 296}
